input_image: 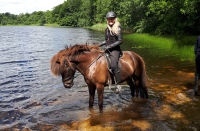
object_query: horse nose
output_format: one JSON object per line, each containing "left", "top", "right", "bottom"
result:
{"left": 63, "top": 82, "right": 73, "bottom": 88}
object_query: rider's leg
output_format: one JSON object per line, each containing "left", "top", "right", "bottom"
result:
{"left": 110, "top": 50, "right": 121, "bottom": 92}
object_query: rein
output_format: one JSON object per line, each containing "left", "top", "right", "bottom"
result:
{"left": 62, "top": 73, "right": 79, "bottom": 82}
{"left": 74, "top": 52, "right": 105, "bottom": 79}
{"left": 83, "top": 52, "right": 105, "bottom": 71}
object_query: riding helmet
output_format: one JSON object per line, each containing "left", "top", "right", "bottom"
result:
{"left": 106, "top": 11, "right": 116, "bottom": 18}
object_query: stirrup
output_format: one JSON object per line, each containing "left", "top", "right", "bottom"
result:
{"left": 115, "top": 85, "right": 121, "bottom": 94}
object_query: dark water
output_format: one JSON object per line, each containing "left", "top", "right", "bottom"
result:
{"left": 0, "top": 26, "right": 197, "bottom": 130}
{"left": 0, "top": 26, "right": 104, "bottom": 129}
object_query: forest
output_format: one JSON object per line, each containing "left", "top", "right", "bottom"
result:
{"left": 0, "top": 0, "right": 200, "bottom": 36}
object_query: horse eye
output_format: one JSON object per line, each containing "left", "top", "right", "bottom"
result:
{"left": 64, "top": 60, "right": 69, "bottom": 66}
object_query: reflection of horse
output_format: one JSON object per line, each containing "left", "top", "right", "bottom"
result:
{"left": 51, "top": 44, "right": 148, "bottom": 110}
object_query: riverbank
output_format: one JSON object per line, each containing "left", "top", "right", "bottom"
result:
{"left": 87, "top": 24, "right": 196, "bottom": 61}
{"left": 124, "top": 34, "right": 196, "bottom": 61}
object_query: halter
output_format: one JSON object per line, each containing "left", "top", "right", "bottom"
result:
{"left": 62, "top": 59, "right": 77, "bottom": 82}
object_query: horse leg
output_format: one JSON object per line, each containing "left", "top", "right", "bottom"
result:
{"left": 96, "top": 84, "right": 104, "bottom": 111}
{"left": 126, "top": 78, "right": 136, "bottom": 97}
{"left": 88, "top": 85, "right": 96, "bottom": 108}
{"left": 138, "top": 78, "right": 148, "bottom": 99}
{"left": 143, "top": 86, "right": 149, "bottom": 99}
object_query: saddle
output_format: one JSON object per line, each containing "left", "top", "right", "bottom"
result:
{"left": 104, "top": 51, "right": 123, "bottom": 73}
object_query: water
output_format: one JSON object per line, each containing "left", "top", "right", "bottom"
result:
{"left": 0, "top": 26, "right": 198, "bottom": 130}
{"left": 0, "top": 26, "right": 105, "bottom": 129}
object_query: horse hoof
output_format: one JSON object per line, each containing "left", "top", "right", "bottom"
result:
{"left": 195, "top": 91, "right": 199, "bottom": 96}
{"left": 116, "top": 89, "right": 120, "bottom": 94}
{"left": 115, "top": 85, "right": 121, "bottom": 94}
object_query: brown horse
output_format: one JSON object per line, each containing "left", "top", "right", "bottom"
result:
{"left": 50, "top": 44, "right": 148, "bottom": 110}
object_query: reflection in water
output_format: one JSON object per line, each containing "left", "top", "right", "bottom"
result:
{"left": 0, "top": 26, "right": 198, "bottom": 130}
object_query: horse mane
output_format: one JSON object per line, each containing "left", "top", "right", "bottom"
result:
{"left": 65, "top": 43, "right": 101, "bottom": 56}
{"left": 50, "top": 43, "right": 101, "bottom": 76}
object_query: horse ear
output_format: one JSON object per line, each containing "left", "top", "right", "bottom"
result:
{"left": 56, "top": 59, "right": 60, "bottom": 64}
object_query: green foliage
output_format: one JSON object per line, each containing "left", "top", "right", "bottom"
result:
{"left": 89, "top": 23, "right": 107, "bottom": 31}
{"left": 124, "top": 33, "right": 195, "bottom": 61}
{"left": 0, "top": 0, "right": 200, "bottom": 35}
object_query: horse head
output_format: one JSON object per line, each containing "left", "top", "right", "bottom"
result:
{"left": 61, "top": 57, "right": 76, "bottom": 88}
{"left": 51, "top": 44, "right": 101, "bottom": 88}
{"left": 51, "top": 49, "right": 76, "bottom": 88}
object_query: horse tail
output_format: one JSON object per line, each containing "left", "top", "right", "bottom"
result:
{"left": 138, "top": 54, "right": 149, "bottom": 98}
{"left": 141, "top": 60, "right": 148, "bottom": 88}
{"left": 129, "top": 51, "right": 148, "bottom": 88}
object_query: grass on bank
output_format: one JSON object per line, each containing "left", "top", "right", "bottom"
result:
{"left": 86, "top": 23, "right": 107, "bottom": 31}
{"left": 124, "top": 33, "right": 196, "bottom": 61}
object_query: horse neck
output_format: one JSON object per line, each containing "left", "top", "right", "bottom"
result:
{"left": 73, "top": 52, "right": 102, "bottom": 74}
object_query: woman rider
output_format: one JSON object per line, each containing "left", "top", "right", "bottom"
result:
{"left": 99, "top": 11, "right": 122, "bottom": 90}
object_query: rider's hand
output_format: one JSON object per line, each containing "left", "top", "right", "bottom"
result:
{"left": 104, "top": 45, "right": 111, "bottom": 50}
{"left": 102, "top": 46, "right": 107, "bottom": 51}
{"left": 103, "top": 46, "right": 109, "bottom": 52}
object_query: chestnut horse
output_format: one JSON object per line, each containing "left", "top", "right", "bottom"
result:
{"left": 50, "top": 44, "right": 148, "bottom": 110}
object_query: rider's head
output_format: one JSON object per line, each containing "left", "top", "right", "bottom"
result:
{"left": 106, "top": 11, "right": 116, "bottom": 26}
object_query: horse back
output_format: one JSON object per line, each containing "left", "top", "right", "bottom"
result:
{"left": 120, "top": 51, "right": 146, "bottom": 76}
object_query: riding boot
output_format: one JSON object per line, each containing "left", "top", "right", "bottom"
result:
{"left": 114, "top": 68, "right": 121, "bottom": 84}
{"left": 113, "top": 68, "right": 121, "bottom": 93}
{"left": 194, "top": 73, "right": 199, "bottom": 96}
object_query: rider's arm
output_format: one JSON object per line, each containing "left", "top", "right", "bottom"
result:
{"left": 99, "top": 41, "right": 106, "bottom": 47}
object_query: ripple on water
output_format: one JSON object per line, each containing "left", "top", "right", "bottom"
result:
{"left": 0, "top": 109, "right": 36, "bottom": 129}
{"left": 1, "top": 26, "right": 188, "bottom": 130}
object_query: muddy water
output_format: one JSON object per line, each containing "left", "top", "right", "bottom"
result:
{"left": 0, "top": 26, "right": 199, "bottom": 131}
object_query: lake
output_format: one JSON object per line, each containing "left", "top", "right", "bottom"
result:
{"left": 0, "top": 26, "right": 198, "bottom": 130}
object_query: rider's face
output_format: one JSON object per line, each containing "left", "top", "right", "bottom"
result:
{"left": 107, "top": 18, "right": 115, "bottom": 26}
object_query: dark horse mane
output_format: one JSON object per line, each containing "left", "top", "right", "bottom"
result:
{"left": 65, "top": 43, "right": 101, "bottom": 56}
{"left": 51, "top": 44, "right": 101, "bottom": 76}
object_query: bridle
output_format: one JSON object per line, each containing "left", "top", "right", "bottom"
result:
{"left": 62, "top": 59, "right": 77, "bottom": 83}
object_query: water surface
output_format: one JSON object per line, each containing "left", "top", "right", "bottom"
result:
{"left": 0, "top": 26, "right": 198, "bottom": 130}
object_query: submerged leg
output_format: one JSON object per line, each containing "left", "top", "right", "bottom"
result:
{"left": 88, "top": 85, "right": 96, "bottom": 108}
{"left": 194, "top": 73, "right": 199, "bottom": 96}
{"left": 126, "top": 77, "right": 136, "bottom": 97}
{"left": 96, "top": 85, "right": 104, "bottom": 111}
{"left": 138, "top": 77, "right": 148, "bottom": 99}
{"left": 141, "top": 85, "right": 148, "bottom": 99}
